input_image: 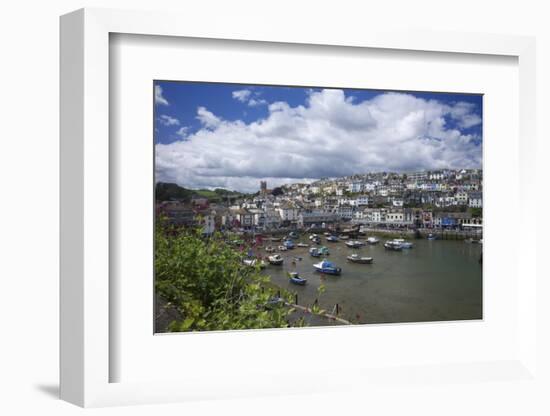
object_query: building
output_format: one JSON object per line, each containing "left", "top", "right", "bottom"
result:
{"left": 468, "top": 192, "right": 482, "bottom": 208}
{"left": 298, "top": 210, "right": 338, "bottom": 228}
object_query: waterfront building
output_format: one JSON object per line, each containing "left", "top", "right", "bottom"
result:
{"left": 468, "top": 192, "right": 483, "bottom": 208}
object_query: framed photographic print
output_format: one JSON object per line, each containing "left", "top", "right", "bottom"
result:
{"left": 60, "top": 7, "right": 539, "bottom": 408}
{"left": 153, "top": 80, "right": 484, "bottom": 334}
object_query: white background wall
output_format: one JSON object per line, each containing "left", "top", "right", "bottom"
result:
{"left": 0, "top": 1, "right": 548, "bottom": 415}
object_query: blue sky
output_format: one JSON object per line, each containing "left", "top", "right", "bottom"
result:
{"left": 154, "top": 81, "right": 482, "bottom": 192}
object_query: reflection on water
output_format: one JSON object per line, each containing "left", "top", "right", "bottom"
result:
{"left": 262, "top": 237, "right": 482, "bottom": 325}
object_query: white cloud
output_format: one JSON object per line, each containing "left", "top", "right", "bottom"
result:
{"left": 155, "top": 85, "right": 169, "bottom": 106}
{"left": 156, "top": 90, "right": 482, "bottom": 193}
{"left": 175, "top": 126, "right": 190, "bottom": 139}
{"left": 196, "top": 106, "right": 221, "bottom": 128}
{"left": 232, "top": 89, "right": 268, "bottom": 107}
{"left": 232, "top": 89, "right": 252, "bottom": 102}
{"left": 248, "top": 98, "right": 268, "bottom": 107}
{"left": 158, "top": 114, "right": 180, "bottom": 126}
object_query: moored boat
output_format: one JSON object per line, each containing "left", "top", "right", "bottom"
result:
{"left": 326, "top": 235, "right": 339, "bottom": 242}
{"left": 313, "top": 259, "right": 342, "bottom": 275}
{"left": 243, "top": 258, "right": 267, "bottom": 268}
{"left": 427, "top": 233, "right": 437, "bottom": 240}
{"left": 283, "top": 239, "right": 295, "bottom": 249}
{"left": 318, "top": 246, "right": 330, "bottom": 255}
{"left": 278, "top": 245, "right": 288, "bottom": 251}
{"left": 309, "top": 247, "right": 321, "bottom": 257}
{"left": 384, "top": 240, "right": 403, "bottom": 251}
{"left": 346, "top": 253, "right": 374, "bottom": 264}
{"left": 296, "top": 242, "right": 309, "bottom": 247}
{"left": 265, "top": 245, "right": 275, "bottom": 252}
{"left": 366, "top": 236, "right": 380, "bottom": 245}
{"left": 268, "top": 254, "right": 284, "bottom": 265}
{"left": 288, "top": 272, "right": 307, "bottom": 285}
{"left": 393, "top": 238, "right": 413, "bottom": 248}
{"left": 345, "top": 240, "right": 365, "bottom": 248}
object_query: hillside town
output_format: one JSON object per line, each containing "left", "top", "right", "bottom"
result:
{"left": 157, "top": 168, "right": 483, "bottom": 236}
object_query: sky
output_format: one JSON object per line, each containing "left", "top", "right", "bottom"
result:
{"left": 154, "top": 81, "right": 483, "bottom": 193}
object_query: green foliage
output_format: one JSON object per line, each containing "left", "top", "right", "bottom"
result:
{"left": 470, "top": 207, "right": 483, "bottom": 218}
{"left": 155, "top": 221, "right": 294, "bottom": 332}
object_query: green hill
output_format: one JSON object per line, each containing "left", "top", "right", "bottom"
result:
{"left": 155, "top": 182, "right": 246, "bottom": 203}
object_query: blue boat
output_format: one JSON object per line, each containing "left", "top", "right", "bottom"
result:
{"left": 313, "top": 260, "right": 342, "bottom": 275}
{"left": 326, "top": 235, "right": 339, "bottom": 242}
{"left": 283, "top": 240, "right": 295, "bottom": 249}
{"left": 288, "top": 272, "right": 307, "bottom": 285}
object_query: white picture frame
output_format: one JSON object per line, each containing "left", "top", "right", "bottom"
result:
{"left": 60, "top": 8, "right": 538, "bottom": 408}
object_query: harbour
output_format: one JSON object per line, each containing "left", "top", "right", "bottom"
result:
{"left": 254, "top": 233, "right": 483, "bottom": 325}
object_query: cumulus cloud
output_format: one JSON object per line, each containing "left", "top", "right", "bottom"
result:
{"left": 232, "top": 89, "right": 252, "bottom": 102}
{"left": 196, "top": 106, "right": 221, "bottom": 128}
{"left": 232, "top": 88, "right": 268, "bottom": 107}
{"left": 155, "top": 85, "right": 169, "bottom": 106}
{"left": 158, "top": 114, "right": 180, "bottom": 126}
{"left": 175, "top": 126, "right": 190, "bottom": 139}
{"left": 156, "top": 90, "right": 482, "bottom": 193}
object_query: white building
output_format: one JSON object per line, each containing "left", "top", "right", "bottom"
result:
{"left": 355, "top": 195, "right": 369, "bottom": 206}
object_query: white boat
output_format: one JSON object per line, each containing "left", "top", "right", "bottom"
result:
{"left": 243, "top": 258, "right": 267, "bottom": 268}
{"left": 296, "top": 242, "right": 309, "bottom": 247}
{"left": 366, "top": 236, "right": 380, "bottom": 245}
{"left": 243, "top": 258, "right": 256, "bottom": 267}
{"left": 392, "top": 238, "right": 413, "bottom": 249}
{"left": 278, "top": 245, "right": 288, "bottom": 251}
{"left": 265, "top": 245, "right": 275, "bottom": 252}
{"left": 345, "top": 240, "right": 365, "bottom": 248}
{"left": 384, "top": 240, "right": 403, "bottom": 251}
{"left": 268, "top": 254, "right": 284, "bottom": 265}
{"left": 346, "top": 253, "right": 374, "bottom": 264}
{"left": 313, "top": 259, "right": 342, "bottom": 275}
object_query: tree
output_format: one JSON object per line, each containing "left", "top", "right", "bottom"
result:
{"left": 155, "top": 220, "right": 295, "bottom": 332}
{"left": 271, "top": 187, "right": 284, "bottom": 196}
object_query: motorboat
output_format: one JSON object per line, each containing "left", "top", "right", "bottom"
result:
{"left": 283, "top": 240, "right": 295, "bottom": 249}
{"left": 318, "top": 246, "right": 330, "bottom": 255}
{"left": 243, "top": 258, "right": 267, "bottom": 268}
{"left": 288, "top": 272, "right": 307, "bottom": 285}
{"left": 268, "top": 254, "right": 284, "bottom": 265}
{"left": 296, "top": 242, "right": 309, "bottom": 247}
{"left": 392, "top": 238, "right": 413, "bottom": 249}
{"left": 326, "top": 235, "right": 339, "bottom": 242}
{"left": 427, "top": 233, "right": 437, "bottom": 240}
{"left": 345, "top": 240, "right": 365, "bottom": 248}
{"left": 339, "top": 235, "right": 350, "bottom": 240}
{"left": 265, "top": 245, "right": 275, "bottom": 252}
{"left": 313, "top": 259, "right": 342, "bottom": 275}
{"left": 309, "top": 247, "right": 321, "bottom": 257}
{"left": 346, "top": 253, "right": 374, "bottom": 264}
{"left": 243, "top": 258, "right": 256, "bottom": 267}
{"left": 366, "top": 236, "right": 380, "bottom": 245}
{"left": 384, "top": 240, "right": 403, "bottom": 251}
{"left": 278, "top": 245, "right": 288, "bottom": 251}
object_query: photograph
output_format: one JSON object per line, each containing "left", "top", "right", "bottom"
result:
{"left": 154, "top": 80, "right": 483, "bottom": 333}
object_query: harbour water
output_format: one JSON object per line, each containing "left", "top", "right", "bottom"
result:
{"left": 261, "top": 236, "right": 482, "bottom": 325}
